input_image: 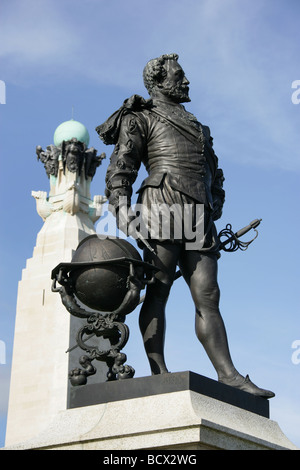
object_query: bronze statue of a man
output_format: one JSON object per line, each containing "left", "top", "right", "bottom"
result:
{"left": 96, "top": 53, "right": 274, "bottom": 398}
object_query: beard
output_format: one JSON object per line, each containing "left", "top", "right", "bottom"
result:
{"left": 161, "top": 83, "right": 191, "bottom": 103}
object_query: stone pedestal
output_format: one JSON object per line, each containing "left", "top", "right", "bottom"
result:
{"left": 3, "top": 372, "right": 298, "bottom": 451}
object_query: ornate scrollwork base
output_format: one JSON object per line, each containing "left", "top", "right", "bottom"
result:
{"left": 70, "top": 311, "right": 135, "bottom": 385}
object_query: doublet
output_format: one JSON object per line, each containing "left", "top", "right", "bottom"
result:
{"left": 99, "top": 96, "right": 225, "bottom": 218}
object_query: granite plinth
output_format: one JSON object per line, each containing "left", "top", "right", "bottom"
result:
{"left": 3, "top": 384, "right": 297, "bottom": 450}
{"left": 68, "top": 371, "right": 269, "bottom": 418}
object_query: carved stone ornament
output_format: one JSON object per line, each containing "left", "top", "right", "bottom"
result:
{"left": 34, "top": 138, "right": 106, "bottom": 222}
{"left": 36, "top": 139, "right": 105, "bottom": 179}
{"left": 36, "top": 144, "right": 60, "bottom": 178}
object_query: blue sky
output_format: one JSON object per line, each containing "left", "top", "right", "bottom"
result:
{"left": 0, "top": 0, "right": 299, "bottom": 448}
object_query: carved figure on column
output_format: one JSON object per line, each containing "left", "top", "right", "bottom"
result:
{"left": 36, "top": 138, "right": 105, "bottom": 179}
{"left": 36, "top": 144, "right": 60, "bottom": 178}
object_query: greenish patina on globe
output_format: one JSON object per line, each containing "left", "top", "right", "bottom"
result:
{"left": 53, "top": 119, "right": 90, "bottom": 147}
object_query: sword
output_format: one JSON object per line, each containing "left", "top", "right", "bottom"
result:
{"left": 218, "top": 218, "right": 262, "bottom": 252}
{"left": 140, "top": 218, "right": 263, "bottom": 294}
{"left": 135, "top": 231, "right": 156, "bottom": 254}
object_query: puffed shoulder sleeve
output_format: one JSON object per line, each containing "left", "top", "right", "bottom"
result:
{"left": 105, "top": 113, "right": 147, "bottom": 211}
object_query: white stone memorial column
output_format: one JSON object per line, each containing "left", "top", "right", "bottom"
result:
{"left": 5, "top": 120, "right": 106, "bottom": 446}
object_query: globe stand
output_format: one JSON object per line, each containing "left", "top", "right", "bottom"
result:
{"left": 51, "top": 236, "right": 159, "bottom": 386}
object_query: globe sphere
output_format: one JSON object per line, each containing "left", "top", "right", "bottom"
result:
{"left": 53, "top": 119, "right": 90, "bottom": 147}
{"left": 70, "top": 236, "right": 143, "bottom": 312}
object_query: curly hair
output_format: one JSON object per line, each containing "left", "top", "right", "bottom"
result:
{"left": 143, "top": 53, "right": 179, "bottom": 94}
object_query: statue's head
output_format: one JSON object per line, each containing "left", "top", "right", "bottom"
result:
{"left": 143, "top": 53, "right": 190, "bottom": 103}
